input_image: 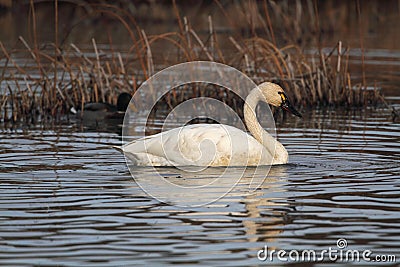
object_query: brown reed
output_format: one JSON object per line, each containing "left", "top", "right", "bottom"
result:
{"left": 0, "top": 0, "right": 389, "bottom": 124}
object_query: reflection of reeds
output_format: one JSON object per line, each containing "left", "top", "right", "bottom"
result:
{"left": 0, "top": 1, "right": 387, "bottom": 123}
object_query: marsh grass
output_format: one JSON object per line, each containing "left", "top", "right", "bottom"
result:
{"left": 0, "top": 0, "right": 390, "bottom": 123}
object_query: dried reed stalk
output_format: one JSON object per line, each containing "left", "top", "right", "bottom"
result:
{"left": 0, "top": 1, "right": 387, "bottom": 124}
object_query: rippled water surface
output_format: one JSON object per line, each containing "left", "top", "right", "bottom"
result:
{"left": 0, "top": 108, "right": 399, "bottom": 266}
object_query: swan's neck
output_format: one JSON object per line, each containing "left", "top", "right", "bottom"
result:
{"left": 244, "top": 88, "right": 287, "bottom": 163}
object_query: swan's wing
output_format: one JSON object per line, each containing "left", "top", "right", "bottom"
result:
{"left": 120, "top": 124, "right": 273, "bottom": 166}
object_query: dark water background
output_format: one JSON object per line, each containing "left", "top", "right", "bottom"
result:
{"left": 0, "top": 1, "right": 400, "bottom": 266}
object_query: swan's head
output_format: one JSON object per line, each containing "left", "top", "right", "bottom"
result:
{"left": 258, "top": 82, "right": 302, "bottom": 117}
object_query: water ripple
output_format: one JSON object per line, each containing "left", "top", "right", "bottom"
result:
{"left": 0, "top": 108, "right": 399, "bottom": 266}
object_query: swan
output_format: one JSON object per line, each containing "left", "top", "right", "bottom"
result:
{"left": 119, "top": 82, "right": 301, "bottom": 166}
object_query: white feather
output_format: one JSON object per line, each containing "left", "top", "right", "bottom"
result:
{"left": 118, "top": 82, "right": 300, "bottom": 166}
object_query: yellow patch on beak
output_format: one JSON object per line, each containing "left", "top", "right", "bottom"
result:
{"left": 278, "top": 92, "right": 286, "bottom": 102}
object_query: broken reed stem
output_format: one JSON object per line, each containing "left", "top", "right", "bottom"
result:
{"left": 190, "top": 29, "right": 214, "bottom": 61}
{"left": 336, "top": 41, "right": 342, "bottom": 73}
{"left": 54, "top": 0, "right": 58, "bottom": 101}
{"left": 208, "top": 15, "right": 214, "bottom": 58}
{"left": 356, "top": 0, "right": 366, "bottom": 86}
{"left": 229, "top": 37, "right": 244, "bottom": 53}
{"left": 0, "top": 41, "right": 28, "bottom": 76}
{"left": 29, "top": 0, "right": 38, "bottom": 53}
{"left": 19, "top": 36, "right": 37, "bottom": 61}
{"left": 172, "top": 0, "right": 184, "bottom": 37}
{"left": 92, "top": 38, "right": 104, "bottom": 103}
{"left": 183, "top": 17, "right": 191, "bottom": 51}
{"left": 334, "top": 41, "right": 342, "bottom": 99}
{"left": 141, "top": 30, "right": 154, "bottom": 77}
{"left": 117, "top": 52, "right": 125, "bottom": 75}
{"left": 262, "top": 0, "right": 277, "bottom": 46}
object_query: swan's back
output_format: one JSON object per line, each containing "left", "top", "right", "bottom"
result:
{"left": 121, "top": 124, "right": 280, "bottom": 166}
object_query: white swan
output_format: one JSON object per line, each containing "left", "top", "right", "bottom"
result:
{"left": 119, "top": 82, "right": 301, "bottom": 166}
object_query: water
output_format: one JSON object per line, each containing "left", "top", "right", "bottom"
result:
{"left": 0, "top": 107, "right": 399, "bottom": 266}
{"left": 0, "top": 2, "right": 399, "bottom": 265}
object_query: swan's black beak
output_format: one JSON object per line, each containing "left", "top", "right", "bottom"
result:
{"left": 281, "top": 98, "right": 302, "bottom": 118}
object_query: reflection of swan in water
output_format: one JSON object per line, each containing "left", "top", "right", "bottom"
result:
{"left": 127, "top": 160, "right": 290, "bottom": 207}
{"left": 118, "top": 82, "right": 301, "bottom": 166}
{"left": 128, "top": 164, "right": 289, "bottom": 241}
{"left": 240, "top": 165, "right": 289, "bottom": 244}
